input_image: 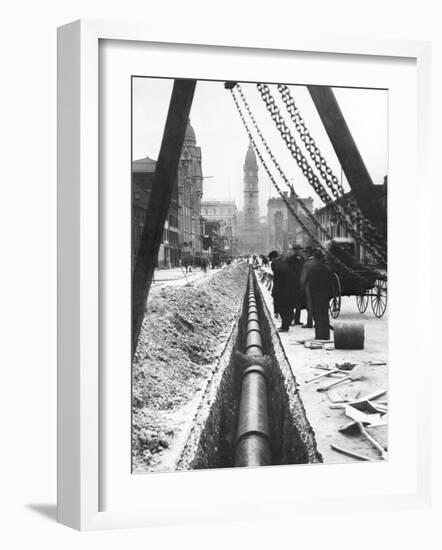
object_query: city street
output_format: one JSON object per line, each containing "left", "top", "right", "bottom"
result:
{"left": 130, "top": 78, "right": 390, "bottom": 472}
{"left": 259, "top": 276, "right": 388, "bottom": 464}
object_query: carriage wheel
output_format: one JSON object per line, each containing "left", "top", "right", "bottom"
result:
{"left": 356, "top": 293, "right": 369, "bottom": 313}
{"left": 371, "top": 278, "right": 387, "bottom": 318}
{"left": 329, "top": 273, "right": 341, "bottom": 319}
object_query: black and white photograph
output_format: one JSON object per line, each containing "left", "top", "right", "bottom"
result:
{"left": 4, "top": 0, "right": 438, "bottom": 542}
{"left": 131, "top": 77, "right": 388, "bottom": 473}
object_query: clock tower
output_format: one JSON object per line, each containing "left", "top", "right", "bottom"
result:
{"left": 243, "top": 142, "right": 259, "bottom": 229}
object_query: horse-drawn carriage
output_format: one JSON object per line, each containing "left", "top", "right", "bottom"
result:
{"left": 258, "top": 238, "right": 387, "bottom": 319}
{"left": 325, "top": 238, "right": 387, "bottom": 319}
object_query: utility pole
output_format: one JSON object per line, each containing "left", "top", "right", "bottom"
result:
{"left": 307, "top": 85, "right": 387, "bottom": 238}
{"left": 132, "top": 79, "right": 196, "bottom": 355}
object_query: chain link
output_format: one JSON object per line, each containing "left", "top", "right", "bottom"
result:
{"left": 277, "top": 84, "right": 387, "bottom": 256}
{"left": 235, "top": 85, "right": 331, "bottom": 240}
{"left": 257, "top": 83, "right": 387, "bottom": 265}
{"left": 230, "top": 86, "right": 377, "bottom": 285}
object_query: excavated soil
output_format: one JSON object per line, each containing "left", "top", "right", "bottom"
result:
{"left": 132, "top": 262, "right": 249, "bottom": 472}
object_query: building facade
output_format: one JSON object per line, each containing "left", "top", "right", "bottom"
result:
{"left": 314, "top": 180, "right": 387, "bottom": 263}
{"left": 201, "top": 199, "right": 238, "bottom": 256}
{"left": 132, "top": 155, "right": 180, "bottom": 268}
{"left": 267, "top": 190, "right": 316, "bottom": 253}
{"left": 177, "top": 120, "right": 204, "bottom": 266}
{"left": 131, "top": 120, "right": 204, "bottom": 269}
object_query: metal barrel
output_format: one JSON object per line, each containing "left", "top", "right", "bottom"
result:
{"left": 234, "top": 268, "right": 272, "bottom": 467}
{"left": 334, "top": 321, "right": 365, "bottom": 349}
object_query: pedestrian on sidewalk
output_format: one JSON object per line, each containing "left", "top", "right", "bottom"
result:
{"left": 268, "top": 250, "right": 282, "bottom": 323}
{"left": 300, "top": 248, "right": 332, "bottom": 340}
{"left": 286, "top": 244, "right": 304, "bottom": 326}
{"left": 269, "top": 249, "right": 298, "bottom": 332}
{"left": 300, "top": 246, "right": 314, "bottom": 328}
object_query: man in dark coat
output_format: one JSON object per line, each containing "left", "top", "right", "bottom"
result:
{"left": 286, "top": 245, "right": 304, "bottom": 326}
{"left": 269, "top": 249, "right": 299, "bottom": 332}
{"left": 268, "top": 250, "right": 282, "bottom": 320}
{"left": 300, "top": 248, "right": 332, "bottom": 340}
{"left": 301, "top": 246, "right": 314, "bottom": 328}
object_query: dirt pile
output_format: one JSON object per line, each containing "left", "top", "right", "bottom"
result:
{"left": 132, "top": 262, "right": 249, "bottom": 472}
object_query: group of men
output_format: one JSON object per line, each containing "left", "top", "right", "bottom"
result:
{"left": 268, "top": 245, "right": 333, "bottom": 340}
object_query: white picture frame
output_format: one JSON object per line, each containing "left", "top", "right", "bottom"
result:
{"left": 57, "top": 19, "right": 432, "bottom": 531}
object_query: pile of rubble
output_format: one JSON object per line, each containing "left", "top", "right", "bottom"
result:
{"left": 132, "top": 262, "right": 249, "bottom": 472}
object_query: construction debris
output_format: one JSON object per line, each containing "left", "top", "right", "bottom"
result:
{"left": 330, "top": 444, "right": 371, "bottom": 461}
{"left": 317, "top": 363, "right": 368, "bottom": 392}
{"left": 344, "top": 400, "right": 383, "bottom": 425}
{"left": 339, "top": 420, "right": 388, "bottom": 459}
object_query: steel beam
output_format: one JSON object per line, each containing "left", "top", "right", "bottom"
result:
{"left": 307, "top": 85, "right": 387, "bottom": 238}
{"left": 132, "top": 79, "right": 196, "bottom": 354}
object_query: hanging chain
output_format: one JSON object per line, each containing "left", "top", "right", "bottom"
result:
{"left": 235, "top": 85, "right": 331, "bottom": 240}
{"left": 230, "top": 86, "right": 375, "bottom": 284}
{"left": 277, "top": 84, "right": 386, "bottom": 254}
{"left": 278, "top": 84, "right": 346, "bottom": 198}
{"left": 257, "top": 83, "right": 387, "bottom": 265}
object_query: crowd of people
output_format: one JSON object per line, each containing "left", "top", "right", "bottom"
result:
{"left": 263, "top": 246, "right": 334, "bottom": 341}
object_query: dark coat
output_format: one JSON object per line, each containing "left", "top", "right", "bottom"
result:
{"left": 271, "top": 255, "right": 302, "bottom": 312}
{"left": 286, "top": 254, "right": 304, "bottom": 308}
{"left": 300, "top": 258, "right": 333, "bottom": 302}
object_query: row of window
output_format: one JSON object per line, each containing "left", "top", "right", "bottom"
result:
{"left": 202, "top": 208, "right": 234, "bottom": 216}
{"left": 162, "top": 228, "right": 179, "bottom": 245}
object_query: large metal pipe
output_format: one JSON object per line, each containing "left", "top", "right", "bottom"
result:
{"left": 234, "top": 269, "right": 272, "bottom": 467}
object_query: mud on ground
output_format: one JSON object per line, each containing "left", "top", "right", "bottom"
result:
{"left": 132, "top": 262, "right": 249, "bottom": 472}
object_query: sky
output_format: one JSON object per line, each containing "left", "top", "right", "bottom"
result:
{"left": 132, "top": 77, "right": 388, "bottom": 216}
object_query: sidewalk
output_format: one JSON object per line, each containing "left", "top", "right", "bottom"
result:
{"left": 151, "top": 267, "right": 217, "bottom": 288}
{"left": 259, "top": 278, "right": 388, "bottom": 463}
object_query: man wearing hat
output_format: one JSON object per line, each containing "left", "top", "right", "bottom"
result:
{"left": 300, "top": 248, "right": 332, "bottom": 340}
{"left": 269, "top": 247, "right": 302, "bottom": 332}
{"left": 268, "top": 250, "right": 284, "bottom": 322}
{"left": 286, "top": 244, "right": 304, "bottom": 326}
{"left": 301, "top": 246, "right": 314, "bottom": 328}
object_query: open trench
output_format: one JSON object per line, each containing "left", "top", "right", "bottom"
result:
{"left": 177, "top": 267, "right": 322, "bottom": 470}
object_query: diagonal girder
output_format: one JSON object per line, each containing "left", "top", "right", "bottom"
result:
{"left": 307, "top": 85, "right": 387, "bottom": 239}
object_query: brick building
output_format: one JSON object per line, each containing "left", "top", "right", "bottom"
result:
{"left": 267, "top": 189, "right": 316, "bottom": 252}
{"left": 132, "top": 155, "right": 179, "bottom": 268}
{"left": 131, "top": 120, "right": 204, "bottom": 269}
{"left": 178, "top": 120, "right": 204, "bottom": 266}
{"left": 201, "top": 199, "right": 238, "bottom": 256}
{"left": 315, "top": 179, "right": 387, "bottom": 262}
